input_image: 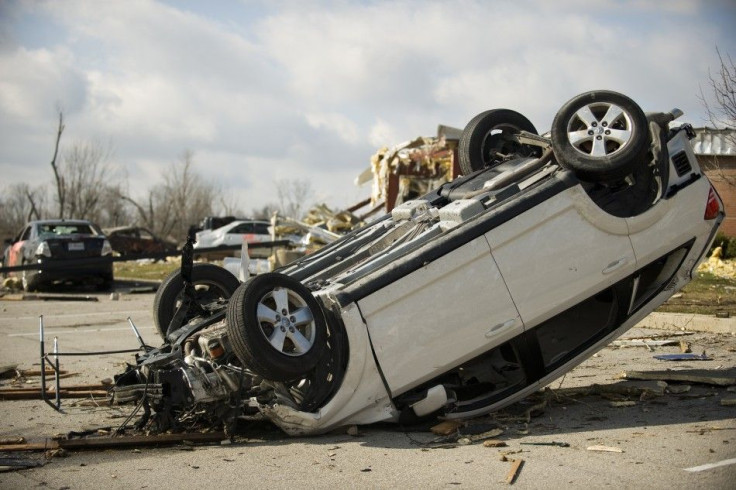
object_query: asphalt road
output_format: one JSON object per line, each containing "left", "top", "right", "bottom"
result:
{"left": 0, "top": 285, "right": 734, "bottom": 489}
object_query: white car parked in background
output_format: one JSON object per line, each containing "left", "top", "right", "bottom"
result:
{"left": 194, "top": 220, "right": 272, "bottom": 249}
{"left": 113, "top": 91, "right": 724, "bottom": 437}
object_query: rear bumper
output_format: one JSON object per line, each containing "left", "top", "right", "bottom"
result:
{"left": 30, "top": 257, "right": 113, "bottom": 283}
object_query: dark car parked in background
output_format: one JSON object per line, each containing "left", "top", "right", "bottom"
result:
{"left": 3, "top": 219, "right": 114, "bottom": 291}
{"left": 103, "top": 226, "right": 177, "bottom": 256}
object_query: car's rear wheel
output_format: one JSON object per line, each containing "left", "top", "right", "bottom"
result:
{"left": 21, "top": 260, "right": 39, "bottom": 292}
{"left": 551, "top": 90, "right": 649, "bottom": 183}
{"left": 459, "top": 109, "right": 540, "bottom": 175}
{"left": 153, "top": 263, "right": 239, "bottom": 339}
{"left": 226, "top": 272, "right": 327, "bottom": 382}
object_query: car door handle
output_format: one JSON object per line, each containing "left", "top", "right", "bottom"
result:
{"left": 602, "top": 258, "right": 628, "bottom": 275}
{"left": 486, "top": 319, "right": 517, "bottom": 338}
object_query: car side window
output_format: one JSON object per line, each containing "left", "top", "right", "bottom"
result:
{"left": 230, "top": 223, "right": 254, "bottom": 234}
{"left": 254, "top": 223, "right": 270, "bottom": 235}
{"left": 20, "top": 227, "right": 31, "bottom": 241}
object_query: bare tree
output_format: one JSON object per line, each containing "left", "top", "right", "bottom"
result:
{"left": 701, "top": 47, "right": 736, "bottom": 133}
{"left": 49, "top": 110, "right": 66, "bottom": 218}
{"left": 276, "top": 178, "right": 313, "bottom": 219}
{"left": 252, "top": 203, "right": 280, "bottom": 220}
{"left": 699, "top": 47, "right": 736, "bottom": 186}
{"left": 59, "top": 140, "right": 116, "bottom": 220}
{"left": 121, "top": 151, "right": 220, "bottom": 242}
{"left": 0, "top": 183, "right": 48, "bottom": 238}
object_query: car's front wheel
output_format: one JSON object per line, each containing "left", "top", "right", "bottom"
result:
{"left": 551, "top": 90, "right": 649, "bottom": 183}
{"left": 226, "top": 272, "right": 327, "bottom": 382}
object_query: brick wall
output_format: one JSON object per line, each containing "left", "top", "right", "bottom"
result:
{"left": 701, "top": 155, "right": 736, "bottom": 237}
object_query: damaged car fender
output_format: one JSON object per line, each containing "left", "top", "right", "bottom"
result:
{"left": 260, "top": 302, "right": 398, "bottom": 435}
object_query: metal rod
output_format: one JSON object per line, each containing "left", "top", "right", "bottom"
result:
{"left": 127, "top": 317, "right": 147, "bottom": 349}
{"left": 53, "top": 337, "right": 60, "bottom": 410}
{"left": 39, "top": 316, "right": 46, "bottom": 402}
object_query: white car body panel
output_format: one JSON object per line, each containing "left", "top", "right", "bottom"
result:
{"left": 487, "top": 186, "right": 636, "bottom": 327}
{"left": 261, "top": 303, "right": 397, "bottom": 435}
{"left": 357, "top": 237, "right": 522, "bottom": 396}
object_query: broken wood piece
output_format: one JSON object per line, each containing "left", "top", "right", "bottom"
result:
{"left": 0, "top": 431, "right": 228, "bottom": 452}
{"left": 619, "top": 369, "right": 736, "bottom": 387}
{"left": 609, "top": 401, "right": 637, "bottom": 408}
{"left": 430, "top": 420, "right": 463, "bottom": 436}
{"left": 20, "top": 368, "right": 70, "bottom": 377}
{"left": 505, "top": 458, "right": 524, "bottom": 484}
{"left": 0, "top": 385, "right": 109, "bottom": 401}
{"left": 612, "top": 339, "right": 679, "bottom": 348}
{"left": 679, "top": 340, "right": 692, "bottom": 353}
{"left": 469, "top": 428, "right": 504, "bottom": 442}
{"left": 587, "top": 445, "right": 623, "bottom": 453}
{"left": 483, "top": 440, "right": 507, "bottom": 448}
{"left": 721, "top": 398, "right": 736, "bottom": 407}
{"left": 0, "top": 437, "right": 26, "bottom": 445}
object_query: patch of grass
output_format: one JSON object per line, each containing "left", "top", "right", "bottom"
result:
{"left": 114, "top": 260, "right": 180, "bottom": 281}
{"left": 657, "top": 271, "right": 736, "bottom": 316}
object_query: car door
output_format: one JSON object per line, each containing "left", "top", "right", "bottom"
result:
{"left": 225, "top": 223, "right": 252, "bottom": 246}
{"left": 486, "top": 185, "right": 636, "bottom": 328}
{"left": 8, "top": 226, "right": 31, "bottom": 267}
{"left": 356, "top": 236, "right": 523, "bottom": 396}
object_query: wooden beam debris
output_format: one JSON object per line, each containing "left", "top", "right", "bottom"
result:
{"left": 619, "top": 369, "right": 736, "bottom": 387}
{"left": 0, "top": 431, "right": 228, "bottom": 453}
{"left": 505, "top": 458, "right": 524, "bottom": 484}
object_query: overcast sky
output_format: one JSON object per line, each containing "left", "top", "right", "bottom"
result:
{"left": 1, "top": 0, "right": 735, "bottom": 214}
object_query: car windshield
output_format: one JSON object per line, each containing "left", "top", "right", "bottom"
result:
{"left": 38, "top": 223, "right": 95, "bottom": 239}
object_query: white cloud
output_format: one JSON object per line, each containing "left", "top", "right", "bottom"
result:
{"left": 305, "top": 112, "right": 359, "bottom": 144}
{"left": 1, "top": 0, "right": 734, "bottom": 218}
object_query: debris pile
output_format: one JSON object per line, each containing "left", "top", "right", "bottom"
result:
{"left": 697, "top": 246, "right": 736, "bottom": 278}
{"left": 362, "top": 134, "right": 457, "bottom": 211}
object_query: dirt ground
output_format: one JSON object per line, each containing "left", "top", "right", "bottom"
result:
{"left": 0, "top": 287, "right": 735, "bottom": 489}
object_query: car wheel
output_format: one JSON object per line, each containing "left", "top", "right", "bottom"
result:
{"left": 551, "top": 90, "right": 649, "bottom": 183}
{"left": 226, "top": 272, "right": 327, "bottom": 382}
{"left": 96, "top": 275, "right": 113, "bottom": 292}
{"left": 21, "top": 261, "right": 38, "bottom": 292}
{"left": 459, "top": 109, "right": 539, "bottom": 175}
{"left": 152, "top": 263, "right": 240, "bottom": 339}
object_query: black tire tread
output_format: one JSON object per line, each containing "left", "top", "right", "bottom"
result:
{"left": 459, "top": 109, "right": 538, "bottom": 175}
{"left": 152, "top": 263, "right": 239, "bottom": 339}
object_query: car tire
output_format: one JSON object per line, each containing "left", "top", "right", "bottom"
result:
{"left": 96, "top": 275, "right": 114, "bottom": 292}
{"left": 21, "top": 260, "right": 38, "bottom": 292}
{"left": 226, "top": 272, "right": 327, "bottom": 382}
{"left": 459, "top": 109, "right": 539, "bottom": 175}
{"left": 551, "top": 90, "right": 649, "bottom": 183}
{"left": 152, "top": 263, "right": 239, "bottom": 339}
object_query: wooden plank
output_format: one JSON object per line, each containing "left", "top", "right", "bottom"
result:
{"left": 620, "top": 369, "right": 736, "bottom": 386}
{"left": 505, "top": 459, "right": 524, "bottom": 484}
{"left": 0, "top": 389, "right": 108, "bottom": 400}
{"left": 0, "top": 432, "right": 228, "bottom": 452}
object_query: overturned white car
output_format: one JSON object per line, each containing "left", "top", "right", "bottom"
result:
{"left": 113, "top": 91, "right": 724, "bottom": 435}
